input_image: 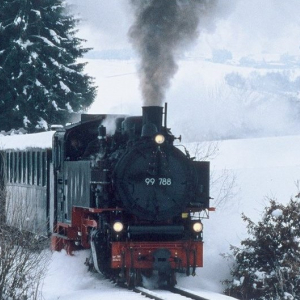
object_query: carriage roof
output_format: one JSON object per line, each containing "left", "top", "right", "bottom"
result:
{"left": 0, "top": 131, "right": 55, "bottom": 151}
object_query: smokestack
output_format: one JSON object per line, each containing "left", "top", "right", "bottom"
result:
{"left": 129, "top": 0, "right": 219, "bottom": 106}
{"left": 142, "top": 106, "right": 163, "bottom": 131}
{"left": 141, "top": 106, "right": 163, "bottom": 138}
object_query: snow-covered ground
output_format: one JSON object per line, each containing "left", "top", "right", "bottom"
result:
{"left": 189, "top": 135, "right": 300, "bottom": 292}
{"left": 42, "top": 250, "right": 234, "bottom": 300}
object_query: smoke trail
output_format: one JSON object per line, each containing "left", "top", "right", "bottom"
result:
{"left": 129, "top": 0, "right": 219, "bottom": 106}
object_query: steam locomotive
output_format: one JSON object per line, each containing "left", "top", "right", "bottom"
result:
{"left": 1, "top": 105, "right": 211, "bottom": 287}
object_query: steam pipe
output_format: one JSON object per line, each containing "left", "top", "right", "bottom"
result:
{"left": 164, "top": 102, "right": 167, "bottom": 128}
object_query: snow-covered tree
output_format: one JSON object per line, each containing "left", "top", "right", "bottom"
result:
{"left": 224, "top": 198, "right": 300, "bottom": 300}
{"left": 0, "top": 0, "right": 96, "bottom": 132}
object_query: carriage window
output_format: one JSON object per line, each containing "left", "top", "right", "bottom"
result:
{"left": 0, "top": 152, "right": 4, "bottom": 185}
{"left": 37, "top": 152, "right": 41, "bottom": 186}
{"left": 54, "top": 137, "right": 62, "bottom": 170}
{"left": 10, "top": 153, "right": 13, "bottom": 183}
{"left": 9, "top": 153, "right": 12, "bottom": 183}
{"left": 42, "top": 152, "right": 46, "bottom": 186}
{"left": 27, "top": 152, "right": 31, "bottom": 185}
{"left": 18, "top": 152, "right": 21, "bottom": 183}
{"left": 6, "top": 152, "right": 10, "bottom": 183}
{"left": 32, "top": 152, "right": 36, "bottom": 185}
{"left": 11, "top": 153, "right": 14, "bottom": 183}
{"left": 22, "top": 152, "right": 26, "bottom": 184}
{"left": 14, "top": 152, "right": 17, "bottom": 183}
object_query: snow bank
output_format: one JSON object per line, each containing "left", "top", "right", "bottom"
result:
{"left": 0, "top": 131, "right": 54, "bottom": 150}
{"left": 210, "top": 135, "right": 300, "bottom": 170}
{"left": 43, "top": 250, "right": 236, "bottom": 300}
{"left": 187, "top": 134, "right": 300, "bottom": 293}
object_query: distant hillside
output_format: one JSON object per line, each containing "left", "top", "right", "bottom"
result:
{"left": 82, "top": 57, "right": 300, "bottom": 142}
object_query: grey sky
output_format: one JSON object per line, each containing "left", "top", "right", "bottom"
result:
{"left": 67, "top": 0, "right": 300, "bottom": 58}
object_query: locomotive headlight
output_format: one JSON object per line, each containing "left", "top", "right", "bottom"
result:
{"left": 155, "top": 134, "right": 165, "bottom": 144}
{"left": 113, "top": 221, "right": 124, "bottom": 233}
{"left": 193, "top": 222, "right": 203, "bottom": 233}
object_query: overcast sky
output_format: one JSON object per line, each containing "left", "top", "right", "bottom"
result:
{"left": 67, "top": 0, "right": 300, "bottom": 59}
{"left": 64, "top": 1, "right": 300, "bottom": 140}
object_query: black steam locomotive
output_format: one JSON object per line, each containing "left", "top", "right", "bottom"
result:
{"left": 2, "top": 105, "right": 211, "bottom": 287}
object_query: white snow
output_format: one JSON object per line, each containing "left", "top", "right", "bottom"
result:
{"left": 50, "top": 58, "right": 77, "bottom": 73}
{"left": 272, "top": 209, "right": 283, "bottom": 218}
{"left": 65, "top": 102, "right": 74, "bottom": 112}
{"left": 15, "top": 38, "right": 33, "bottom": 49}
{"left": 31, "top": 52, "right": 38, "bottom": 59}
{"left": 36, "top": 36, "right": 58, "bottom": 48}
{"left": 14, "top": 16, "right": 22, "bottom": 25}
{"left": 35, "top": 118, "right": 49, "bottom": 130}
{"left": 0, "top": 131, "right": 54, "bottom": 150}
{"left": 60, "top": 81, "right": 71, "bottom": 93}
{"left": 49, "top": 29, "right": 60, "bottom": 44}
{"left": 35, "top": 79, "right": 42, "bottom": 87}
{"left": 42, "top": 250, "right": 235, "bottom": 300}
{"left": 31, "top": 9, "right": 41, "bottom": 17}
{"left": 52, "top": 100, "right": 58, "bottom": 110}
{"left": 23, "top": 116, "right": 31, "bottom": 127}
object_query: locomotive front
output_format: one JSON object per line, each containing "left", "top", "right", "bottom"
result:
{"left": 51, "top": 105, "right": 211, "bottom": 287}
{"left": 113, "top": 106, "right": 198, "bottom": 221}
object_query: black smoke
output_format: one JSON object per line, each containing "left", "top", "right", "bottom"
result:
{"left": 129, "top": 0, "right": 220, "bottom": 106}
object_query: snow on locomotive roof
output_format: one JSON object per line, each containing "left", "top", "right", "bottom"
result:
{"left": 0, "top": 131, "right": 54, "bottom": 150}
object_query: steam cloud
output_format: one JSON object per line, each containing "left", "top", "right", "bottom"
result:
{"left": 129, "top": 0, "right": 220, "bottom": 106}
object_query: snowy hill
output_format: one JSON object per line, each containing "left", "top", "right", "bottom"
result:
{"left": 189, "top": 134, "right": 300, "bottom": 292}
{"left": 83, "top": 57, "right": 300, "bottom": 142}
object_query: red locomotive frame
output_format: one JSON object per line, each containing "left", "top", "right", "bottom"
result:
{"left": 51, "top": 206, "right": 205, "bottom": 276}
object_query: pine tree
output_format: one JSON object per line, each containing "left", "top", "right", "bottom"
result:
{"left": 224, "top": 198, "right": 300, "bottom": 300}
{"left": 0, "top": 0, "right": 96, "bottom": 132}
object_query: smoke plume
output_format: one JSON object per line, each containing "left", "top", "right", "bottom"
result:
{"left": 129, "top": 0, "right": 220, "bottom": 106}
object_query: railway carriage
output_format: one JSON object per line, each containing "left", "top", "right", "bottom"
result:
{"left": 1, "top": 147, "right": 52, "bottom": 235}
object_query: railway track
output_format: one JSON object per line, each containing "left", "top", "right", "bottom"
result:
{"left": 133, "top": 286, "right": 210, "bottom": 300}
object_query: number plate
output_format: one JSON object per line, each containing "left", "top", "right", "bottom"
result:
{"left": 145, "top": 178, "right": 172, "bottom": 186}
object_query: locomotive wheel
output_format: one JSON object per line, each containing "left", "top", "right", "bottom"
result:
{"left": 167, "top": 270, "right": 177, "bottom": 287}
{"left": 90, "top": 229, "right": 111, "bottom": 275}
{"left": 126, "top": 268, "right": 142, "bottom": 288}
{"left": 157, "top": 270, "right": 177, "bottom": 288}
